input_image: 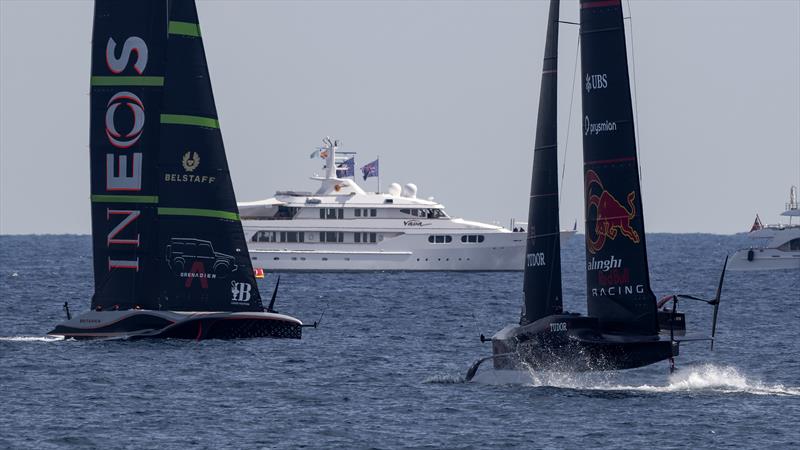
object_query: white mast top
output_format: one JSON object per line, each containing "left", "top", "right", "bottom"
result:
{"left": 311, "top": 136, "right": 367, "bottom": 196}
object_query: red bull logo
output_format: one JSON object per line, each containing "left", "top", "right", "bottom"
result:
{"left": 585, "top": 170, "right": 640, "bottom": 254}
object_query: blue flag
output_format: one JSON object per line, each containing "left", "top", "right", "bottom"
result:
{"left": 361, "top": 159, "right": 379, "bottom": 181}
{"left": 336, "top": 157, "right": 355, "bottom": 178}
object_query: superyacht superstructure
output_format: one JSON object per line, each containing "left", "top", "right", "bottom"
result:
{"left": 238, "top": 138, "right": 575, "bottom": 271}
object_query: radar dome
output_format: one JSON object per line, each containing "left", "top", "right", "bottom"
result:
{"left": 402, "top": 183, "right": 418, "bottom": 198}
{"left": 387, "top": 183, "right": 402, "bottom": 196}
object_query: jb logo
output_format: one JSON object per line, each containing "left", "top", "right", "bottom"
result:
{"left": 231, "top": 281, "right": 252, "bottom": 304}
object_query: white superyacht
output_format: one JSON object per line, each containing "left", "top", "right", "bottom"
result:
{"left": 728, "top": 186, "right": 800, "bottom": 271}
{"left": 238, "top": 138, "right": 576, "bottom": 271}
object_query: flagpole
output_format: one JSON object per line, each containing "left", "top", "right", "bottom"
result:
{"left": 377, "top": 155, "right": 381, "bottom": 194}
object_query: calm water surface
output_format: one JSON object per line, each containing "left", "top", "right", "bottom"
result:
{"left": 1, "top": 234, "right": 798, "bottom": 448}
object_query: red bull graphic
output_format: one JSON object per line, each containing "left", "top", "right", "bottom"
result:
{"left": 585, "top": 170, "right": 640, "bottom": 254}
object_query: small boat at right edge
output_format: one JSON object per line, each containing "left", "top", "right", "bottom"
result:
{"left": 465, "top": 0, "right": 726, "bottom": 381}
{"left": 728, "top": 186, "right": 800, "bottom": 271}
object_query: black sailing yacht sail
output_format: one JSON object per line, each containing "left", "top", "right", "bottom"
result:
{"left": 466, "top": 0, "right": 725, "bottom": 380}
{"left": 49, "top": 0, "right": 302, "bottom": 340}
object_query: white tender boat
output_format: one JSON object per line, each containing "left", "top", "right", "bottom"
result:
{"left": 238, "top": 138, "right": 576, "bottom": 271}
{"left": 728, "top": 186, "right": 800, "bottom": 271}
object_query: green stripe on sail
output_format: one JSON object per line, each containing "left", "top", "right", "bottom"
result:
{"left": 160, "top": 114, "right": 220, "bottom": 129}
{"left": 158, "top": 207, "right": 239, "bottom": 221}
{"left": 168, "top": 21, "right": 201, "bottom": 37}
{"left": 91, "top": 76, "right": 164, "bottom": 86}
{"left": 91, "top": 195, "right": 159, "bottom": 204}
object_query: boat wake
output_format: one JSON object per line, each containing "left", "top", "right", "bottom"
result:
{"left": 0, "top": 336, "right": 65, "bottom": 343}
{"left": 467, "top": 364, "right": 800, "bottom": 397}
{"left": 654, "top": 364, "right": 800, "bottom": 396}
{"left": 423, "top": 374, "right": 466, "bottom": 384}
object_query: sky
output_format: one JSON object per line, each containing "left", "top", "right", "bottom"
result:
{"left": 1, "top": 0, "right": 798, "bottom": 235}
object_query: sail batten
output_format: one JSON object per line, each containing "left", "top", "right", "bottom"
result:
{"left": 91, "top": 76, "right": 166, "bottom": 86}
{"left": 168, "top": 21, "right": 201, "bottom": 37}
{"left": 160, "top": 114, "right": 220, "bottom": 128}
{"left": 157, "top": 207, "right": 240, "bottom": 221}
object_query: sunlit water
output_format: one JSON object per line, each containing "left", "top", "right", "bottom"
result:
{"left": 1, "top": 234, "right": 798, "bottom": 448}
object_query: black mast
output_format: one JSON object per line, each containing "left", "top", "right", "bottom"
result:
{"left": 156, "top": 0, "right": 263, "bottom": 312}
{"left": 580, "top": 0, "right": 657, "bottom": 335}
{"left": 521, "top": 0, "right": 563, "bottom": 326}
{"left": 89, "top": 1, "right": 167, "bottom": 311}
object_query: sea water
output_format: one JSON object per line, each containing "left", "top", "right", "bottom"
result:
{"left": 1, "top": 234, "right": 798, "bottom": 448}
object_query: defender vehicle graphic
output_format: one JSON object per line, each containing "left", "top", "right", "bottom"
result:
{"left": 165, "top": 238, "right": 238, "bottom": 276}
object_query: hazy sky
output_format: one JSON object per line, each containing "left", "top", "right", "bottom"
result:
{"left": 1, "top": 0, "right": 798, "bottom": 235}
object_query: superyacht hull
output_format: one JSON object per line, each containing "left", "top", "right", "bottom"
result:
{"left": 728, "top": 247, "right": 800, "bottom": 271}
{"left": 248, "top": 230, "right": 576, "bottom": 271}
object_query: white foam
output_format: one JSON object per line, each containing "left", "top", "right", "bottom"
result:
{"left": 471, "top": 364, "right": 800, "bottom": 397}
{"left": 423, "top": 374, "right": 464, "bottom": 384}
{"left": 654, "top": 364, "right": 800, "bottom": 396}
{"left": 0, "top": 336, "right": 65, "bottom": 342}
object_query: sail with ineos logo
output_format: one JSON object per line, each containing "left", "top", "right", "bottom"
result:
{"left": 48, "top": 0, "right": 306, "bottom": 340}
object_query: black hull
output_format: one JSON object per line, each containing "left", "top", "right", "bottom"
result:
{"left": 48, "top": 310, "right": 302, "bottom": 340}
{"left": 491, "top": 314, "right": 676, "bottom": 372}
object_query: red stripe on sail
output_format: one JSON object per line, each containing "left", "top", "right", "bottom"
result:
{"left": 581, "top": 0, "right": 621, "bottom": 9}
{"left": 584, "top": 156, "right": 636, "bottom": 166}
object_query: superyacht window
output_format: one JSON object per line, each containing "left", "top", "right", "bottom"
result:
{"left": 320, "top": 232, "right": 344, "bottom": 243}
{"left": 320, "top": 208, "right": 344, "bottom": 219}
{"left": 428, "top": 234, "right": 453, "bottom": 244}
{"left": 252, "top": 231, "right": 277, "bottom": 242}
{"left": 777, "top": 238, "right": 800, "bottom": 251}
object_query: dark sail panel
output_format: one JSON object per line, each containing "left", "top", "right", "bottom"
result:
{"left": 89, "top": 1, "right": 167, "bottom": 310}
{"left": 521, "top": 0, "right": 562, "bottom": 325}
{"left": 579, "top": 0, "right": 657, "bottom": 335}
{"left": 157, "top": 0, "right": 263, "bottom": 311}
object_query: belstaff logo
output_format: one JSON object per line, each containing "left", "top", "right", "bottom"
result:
{"left": 105, "top": 91, "right": 145, "bottom": 149}
{"left": 182, "top": 151, "right": 200, "bottom": 172}
{"left": 164, "top": 152, "right": 215, "bottom": 183}
{"left": 231, "top": 282, "right": 252, "bottom": 304}
{"left": 585, "top": 170, "right": 640, "bottom": 254}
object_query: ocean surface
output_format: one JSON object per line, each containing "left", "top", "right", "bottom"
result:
{"left": 1, "top": 234, "right": 798, "bottom": 449}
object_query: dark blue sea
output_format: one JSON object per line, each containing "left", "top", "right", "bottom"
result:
{"left": 1, "top": 234, "right": 798, "bottom": 449}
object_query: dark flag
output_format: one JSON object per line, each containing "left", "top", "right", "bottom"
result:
{"left": 361, "top": 159, "right": 379, "bottom": 181}
{"left": 336, "top": 157, "right": 355, "bottom": 178}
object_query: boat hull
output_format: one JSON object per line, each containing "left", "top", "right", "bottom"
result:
{"left": 248, "top": 230, "right": 576, "bottom": 271}
{"left": 490, "top": 315, "right": 676, "bottom": 372}
{"left": 47, "top": 310, "right": 302, "bottom": 340}
{"left": 728, "top": 247, "right": 800, "bottom": 271}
